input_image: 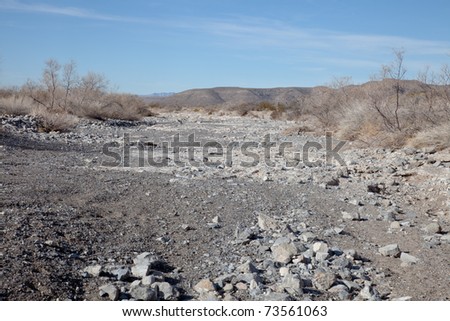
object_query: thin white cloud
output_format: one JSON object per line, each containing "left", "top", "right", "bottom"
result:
{"left": 198, "top": 17, "right": 450, "bottom": 57}
{"left": 2, "top": 0, "right": 448, "bottom": 66}
{"left": 0, "top": 0, "right": 149, "bottom": 23}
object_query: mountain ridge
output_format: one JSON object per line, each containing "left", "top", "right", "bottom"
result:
{"left": 150, "top": 80, "right": 447, "bottom": 108}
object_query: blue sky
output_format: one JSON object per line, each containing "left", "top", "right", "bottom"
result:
{"left": 1, "top": 0, "right": 449, "bottom": 94}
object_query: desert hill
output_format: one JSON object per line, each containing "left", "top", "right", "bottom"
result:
{"left": 157, "top": 80, "right": 440, "bottom": 108}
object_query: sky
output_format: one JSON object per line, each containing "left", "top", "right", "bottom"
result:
{"left": 1, "top": 0, "right": 449, "bottom": 94}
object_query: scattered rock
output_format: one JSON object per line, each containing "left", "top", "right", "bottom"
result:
{"left": 237, "top": 261, "right": 259, "bottom": 274}
{"left": 130, "top": 285, "right": 158, "bottom": 301}
{"left": 235, "top": 282, "right": 248, "bottom": 291}
{"left": 390, "top": 221, "right": 401, "bottom": 229}
{"left": 83, "top": 265, "right": 102, "bottom": 277}
{"left": 328, "top": 285, "right": 350, "bottom": 300}
{"left": 312, "top": 270, "right": 337, "bottom": 291}
{"left": 234, "top": 226, "right": 257, "bottom": 244}
{"left": 214, "top": 274, "right": 234, "bottom": 288}
{"left": 378, "top": 244, "right": 400, "bottom": 257}
{"left": 423, "top": 222, "right": 442, "bottom": 234}
{"left": 326, "top": 177, "right": 340, "bottom": 187}
{"left": 207, "top": 222, "right": 221, "bottom": 229}
{"left": 112, "top": 267, "right": 131, "bottom": 281}
{"left": 301, "top": 232, "right": 317, "bottom": 242}
{"left": 342, "top": 211, "right": 360, "bottom": 221}
{"left": 440, "top": 235, "right": 450, "bottom": 244}
{"left": 358, "top": 284, "right": 380, "bottom": 301}
{"left": 342, "top": 280, "right": 362, "bottom": 291}
{"left": 193, "top": 279, "right": 216, "bottom": 294}
{"left": 368, "top": 184, "right": 384, "bottom": 194}
{"left": 344, "top": 249, "right": 359, "bottom": 260}
{"left": 223, "top": 283, "right": 234, "bottom": 292}
{"left": 279, "top": 267, "right": 289, "bottom": 277}
{"left": 6, "top": 113, "right": 448, "bottom": 302}
{"left": 142, "top": 275, "right": 156, "bottom": 286}
{"left": 280, "top": 272, "right": 303, "bottom": 295}
{"left": 235, "top": 272, "right": 262, "bottom": 285}
{"left": 181, "top": 224, "right": 192, "bottom": 231}
{"left": 131, "top": 265, "right": 151, "bottom": 278}
{"left": 312, "top": 242, "right": 329, "bottom": 254}
{"left": 258, "top": 213, "right": 279, "bottom": 231}
{"left": 99, "top": 284, "right": 120, "bottom": 301}
{"left": 315, "top": 251, "right": 330, "bottom": 261}
{"left": 208, "top": 216, "right": 222, "bottom": 228}
{"left": 383, "top": 211, "right": 397, "bottom": 222}
{"left": 271, "top": 237, "right": 298, "bottom": 264}
{"left": 133, "top": 252, "right": 163, "bottom": 269}
{"left": 153, "top": 282, "right": 178, "bottom": 300}
{"left": 400, "top": 253, "right": 419, "bottom": 266}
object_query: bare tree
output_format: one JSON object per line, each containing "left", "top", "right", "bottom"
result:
{"left": 22, "top": 79, "right": 46, "bottom": 107}
{"left": 61, "top": 60, "right": 78, "bottom": 110}
{"left": 417, "top": 66, "right": 440, "bottom": 123}
{"left": 370, "top": 49, "right": 407, "bottom": 131}
{"left": 310, "top": 87, "right": 340, "bottom": 129}
{"left": 384, "top": 49, "right": 406, "bottom": 130}
{"left": 329, "top": 76, "right": 353, "bottom": 90}
{"left": 328, "top": 76, "right": 354, "bottom": 116}
{"left": 439, "top": 63, "right": 450, "bottom": 118}
{"left": 42, "top": 59, "right": 61, "bottom": 110}
{"left": 78, "top": 72, "right": 109, "bottom": 106}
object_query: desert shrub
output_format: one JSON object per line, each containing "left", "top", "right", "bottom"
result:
{"left": 77, "top": 95, "right": 155, "bottom": 121}
{"left": 335, "top": 100, "right": 422, "bottom": 148}
{"left": 231, "top": 101, "right": 286, "bottom": 118}
{"left": 18, "top": 59, "right": 156, "bottom": 122}
{"left": 270, "top": 109, "right": 282, "bottom": 119}
{"left": 103, "top": 93, "right": 156, "bottom": 118}
{"left": 31, "top": 106, "right": 79, "bottom": 132}
{"left": 257, "top": 101, "right": 276, "bottom": 111}
{"left": 336, "top": 101, "right": 385, "bottom": 146}
{"left": 285, "top": 107, "right": 304, "bottom": 122}
{"left": 0, "top": 95, "right": 35, "bottom": 115}
{"left": 231, "top": 103, "right": 254, "bottom": 116}
{"left": 407, "top": 122, "right": 450, "bottom": 150}
{"left": 281, "top": 125, "right": 316, "bottom": 136}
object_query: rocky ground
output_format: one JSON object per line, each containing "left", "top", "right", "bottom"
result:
{"left": 1, "top": 113, "right": 449, "bottom": 301}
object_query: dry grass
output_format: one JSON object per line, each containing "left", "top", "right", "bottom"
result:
{"left": 281, "top": 125, "right": 316, "bottom": 136}
{"left": 73, "top": 93, "right": 156, "bottom": 121}
{"left": 7, "top": 59, "right": 159, "bottom": 124}
{"left": 31, "top": 106, "right": 79, "bottom": 132}
{"left": 0, "top": 96, "right": 35, "bottom": 115}
{"left": 1, "top": 88, "right": 157, "bottom": 128}
{"left": 407, "top": 122, "right": 450, "bottom": 150}
{"left": 231, "top": 101, "right": 287, "bottom": 118}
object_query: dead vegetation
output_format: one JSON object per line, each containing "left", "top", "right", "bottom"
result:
{"left": 1, "top": 59, "right": 157, "bottom": 131}
{"left": 222, "top": 52, "right": 450, "bottom": 150}
{"left": 2, "top": 54, "right": 450, "bottom": 149}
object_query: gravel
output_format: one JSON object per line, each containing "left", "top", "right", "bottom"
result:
{"left": 2, "top": 113, "right": 449, "bottom": 301}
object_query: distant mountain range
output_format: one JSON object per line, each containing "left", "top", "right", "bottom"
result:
{"left": 141, "top": 80, "right": 448, "bottom": 108}
{"left": 157, "top": 86, "right": 315, "bottom": 107}
{"left": 146, "top": 92, "right": 176, "bottom": 97}
{"left": 141, "top": 92, "right": 176, "bottom": 103}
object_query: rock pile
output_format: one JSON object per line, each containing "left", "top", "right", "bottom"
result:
{"left": 82, "top": 252, "right": 181, "bottom": 301}
{"left": 1, "top": 115, "right": 38, "bottom": 132}
{"left": 184, "top": 213, "right": 389, "bottom": 301}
